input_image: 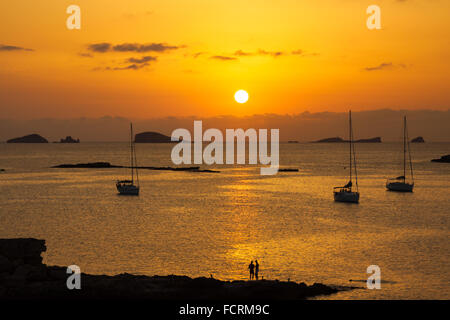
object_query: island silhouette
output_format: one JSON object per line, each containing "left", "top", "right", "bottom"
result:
{"left": 312, "top": 136, "right": 381, "bottom": 143}
{"left": 7, "top": 134, "right": 48, "bottom": 143}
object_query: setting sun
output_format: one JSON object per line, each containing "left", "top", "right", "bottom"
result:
{"left": 234, "top": 90, "right": 249, "bottom": 104}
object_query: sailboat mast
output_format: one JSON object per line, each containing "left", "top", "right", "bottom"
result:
{"left": 405, "top": 117, "right": 414, "bottom": 183}
{"left": 403, "top": 116, "right": 406, "bottom": 180}
{"left": 349, "top": 111, "right": 352, "bottom": 183}
{"left": 130, "top": 123, "right": 134, "bottom": 183}
{"left": 134, "top": 129, "right": 139, "bottom": 187}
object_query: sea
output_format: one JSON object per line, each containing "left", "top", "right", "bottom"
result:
{"left": 0, "top": 141, "right": 449, "bottom": 299}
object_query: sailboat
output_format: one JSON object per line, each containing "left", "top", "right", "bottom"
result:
{"left": 116, "top": 123, "right": 140, "bottom": 195}
{"left": 386, "top": 116, "right": 414, "bottom": 192}
{"left": 333, "top": 111, "right": 360, "bottom": 203}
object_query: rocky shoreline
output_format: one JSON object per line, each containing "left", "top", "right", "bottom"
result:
{"left": 0, "top": 238, "right": 356, "bottom": 300}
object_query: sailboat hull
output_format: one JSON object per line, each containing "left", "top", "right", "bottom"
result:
{"left": 386, "top": 182, "right": 414, "bottom": 192}
{"left": 334, "top": 190, "right": 360, "bottom": 203}
{"left": 116, "top": 183, "right": 140, "bottom": 195}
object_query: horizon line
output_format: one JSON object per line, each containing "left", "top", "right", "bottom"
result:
{"left": 1, "top": 108, "right": 450, "bottom": 121}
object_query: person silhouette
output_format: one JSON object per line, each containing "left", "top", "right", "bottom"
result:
{"left": 255, "top": 260, "right": 259, "bottom": 280}
{"left": 248, "top": 261, "right": 255, "bottom": 280}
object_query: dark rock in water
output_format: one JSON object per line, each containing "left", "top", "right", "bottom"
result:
{"left": 0, "top": 238, "right": 356, "bottom": 300}
{"left": 431, "top": 154, "right": 450, "bottom": 163}
{"left": 135, "top": 131, "right": 177, "bottom": 143}
{"left": 59, "top": 136, "right": 80, "bottom": 143}
{"left": 355, "top": 137, "right": 381, "bottom": 143}
{"left": 313, "top": 136, "right": 381, "bottom": 143}
{"left": 52, "top": 162, "right": 122, "bottom": 168}
{"left": 52, "top": 163, "right": 220, "bottom": 172}
{"left": 7, "top": 134, "right": 48, "bottom": 143}
{"left": 411, "top": 136, "right": 425, "bottom": 143}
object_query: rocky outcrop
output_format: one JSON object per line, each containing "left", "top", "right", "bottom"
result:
{"left": 52, "top": 163, "right": 219, "bottom": 172}
{"left": 7, "top": 134, "right": 48, "bottom": 143}
{"left": 313, "top": 137, "right": 381, "bottom": 143}
{"left": 59, "top": 136, "right": 80, "bottom": 143}
{"left": 0, "top": 238, "right": 355, "bottom": 300}
{"left": 411, "top": 136, "right": 425, "bottom": 143}
{"left": 431, "top": 155, "right": 450, "bottom": 163}
{"left": 135, "top": 132, "right": 177, "bottom": 143}
{"left": 0, "top": 238, "right": 48, "bottom": 288}
{"left": 52, "top": 162, "right": 121, "bottom": 168}
{"left": 355, "top": 137, "right": 382, "bottom": 143}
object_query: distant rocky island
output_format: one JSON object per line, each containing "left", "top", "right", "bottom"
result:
{"left": 0, "top": 238, "right": 356, "bottom": 300}
{"left": 431, "top": 155, "right": 450, "bottom": 163}
{"left": 7, "top": 134, "right": 48, "bottom": 143}
{"left": 52, "top": 162, "right": 219, "bottom": 172}
{"left": 53, "top": 162, "right": 121, "bottom": 168}
{"left": 58, "top": 136, "right": 80, "bottom": 143}
{"left": 135, "top": 131, "right": 178, "bottom": 143}
{"left": 313, "top": 137, "right": 381, "bottom": 143}
{"left": 411, "top": 136, "right": 425, "bottom": 143}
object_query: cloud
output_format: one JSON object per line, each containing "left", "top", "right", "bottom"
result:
{"left": 95, "top": 63, "right": 150, "bottom": 71}
{"left": 78, "top": 52, "right": 93, "bottom": 58}
{"left": 234, "top": 50, "right": 255, "bottom": 57}
{"left": 364, "top": 62, "right": 406, "bottom": 71}
{"left": 113, "top": 43, "right": 179, "bottom": 52}
{"left": 292, "top": 50, "right": 320, "bottom": 57}
{"left": 233, "top": 48, "right": 318, "bottom": 58}
{"left": 0, "top": 44, "right": 33, "bottom": 52}
{"left": 210, "top": 55, "right": 237, "bottom": 61}
{"left": 87, "top": 42, "right": 180, "bottom": 53}
{"left": 93, "top": 56, "right": 156, "bottom": 71}
{"left": 192, "top": 52, "right": 206, "bottom": 58}
{"left": 257, "top": 49, "right": 283, "bottom": 57}
{"left": 198, "top": 48, "right": 319, "bottom": 60}
{"left": 127, "top": 56, "right": 157, "bottom": 64}
{"left": 233, "top": 49, "right": 284, "bottom": 57}
{"left": 113, "top": 63, "right": 150, "bottom": 70}
{"left": 87, "top": 43, "right": 111, "bottom": 53}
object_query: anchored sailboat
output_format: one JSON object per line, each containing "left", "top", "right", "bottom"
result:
{"left": 333, "top": 111, "right": 360, "bottom": 203}
{"left": 116, "top": 123, "right": 140, "bottom": 195}
{"left": 386, "top": 116, "right": 414, "bottom": 192}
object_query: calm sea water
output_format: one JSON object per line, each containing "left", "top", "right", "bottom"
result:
{"left": 0, "top": 142, "right": 449, "bottom": 299}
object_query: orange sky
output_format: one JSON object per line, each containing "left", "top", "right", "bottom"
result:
{"left": 0, "top": 0, "right": 449, "bottom": 119}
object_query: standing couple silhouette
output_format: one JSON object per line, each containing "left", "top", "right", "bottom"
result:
{"left": 248, "top": 260, "right": 259, "bottom": 280}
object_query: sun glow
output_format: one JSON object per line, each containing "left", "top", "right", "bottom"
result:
{"left": 234, "top": 90, "right": 249, "bottom": 104}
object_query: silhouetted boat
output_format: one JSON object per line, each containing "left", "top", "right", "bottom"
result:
{"left": 386, "top": 116, "right": 414, "bottom": 192}
{"left": 334, "top": 111, "right": 360, "bottom": 203}
{"left": 116, "top": 123, "right": 140, "bottom": 195}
